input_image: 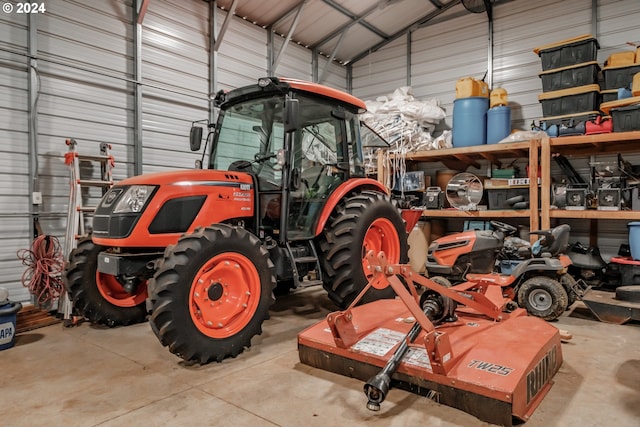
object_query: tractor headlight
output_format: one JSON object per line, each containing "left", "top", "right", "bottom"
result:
{"left": 113, "top": 185, "right": 155, "bottom": 213}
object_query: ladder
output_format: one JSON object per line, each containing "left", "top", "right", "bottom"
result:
{"left": 63, "top": 138, "right": 115, "bottom": 257}
{"left": 61, "top": 139, "right": 115, "bottom": 324}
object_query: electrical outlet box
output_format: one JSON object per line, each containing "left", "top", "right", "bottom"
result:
{"left": 32, "top": 191, "right": 42, "bottom": 205}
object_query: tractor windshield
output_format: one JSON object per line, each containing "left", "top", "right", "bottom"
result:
{"left": 210, "top": 94, "right": 285, "bottom": 190}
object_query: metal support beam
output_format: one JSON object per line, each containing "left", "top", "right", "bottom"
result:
{"left": 213, "top": 0, "right": 237, "bottom": 52}
{"left": 210, "top": 1, "right": 218, "bottom": 123}
{"left": 312, "top": 49, "right": 319, "bottom": 82}
{"left": 406, "top": 32, "right": 411, "bottom": 87}
{"left": 136, "top": 0, "right": 150, "bottom": 24}
{"left": 267, "top": 29, "right": 274, "bottom": 75}
{"left": 318, "top": 28, "right": 347, "bottom": 84}
{"left": 27, "top": 13, "right": 38, "bottom": 236}
{"left": 134, "top": 1, "right": 143, "bottom": 175}
{"left": 487, "top": 10, "right": 493, "bottom": 89}
{"left": 271, "top": 0, "right": 307, "bottom": 74}
{"left": 591, "top": 0, "right": 598, "bottom": 37}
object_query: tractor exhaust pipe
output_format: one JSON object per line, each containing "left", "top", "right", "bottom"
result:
{"left": 364, "top": 298, "right": 442, "bottom": 411}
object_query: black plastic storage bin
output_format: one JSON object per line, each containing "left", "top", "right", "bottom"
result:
{"left": 601, "top": 89, "right": 619, "bottom": 103}
{"left": 534, "top": 35, "right": 599, "bottom": 71}
{"left": 602, "top": 64, "right": 640, "bottom": 90}
{"left": 612, "top": 104, "right": 640, "bottom": 132}
{"left": 539, "top": 61, "right": 600, "bottom": 92}
{"left": 538, "top": 84, "right": 600, "bottom": 117}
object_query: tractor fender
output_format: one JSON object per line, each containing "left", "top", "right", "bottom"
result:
{"left": 510, "top": 257, "right": 567, "bottom": 278}
{"left": 313, "top": 178, "right": 388, "bottom": 236}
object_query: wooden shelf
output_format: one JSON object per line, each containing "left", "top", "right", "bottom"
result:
{"left": 421, "top": 209, "right": 532, "bottom": 219}
{"left": 549, "top": 209, "right": 640, "bottom": 220}
{"left": 549, "top": 131, "right": 640, "bottom": 156}
{"left": 402, "top": 140, "right": 534, "bottom": 170}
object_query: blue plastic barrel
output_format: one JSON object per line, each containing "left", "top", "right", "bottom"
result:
{"left": 487, "top": 106, "right": 511, "bottom": 144}
{"left": 453, "top": 97, "right": 489, "bottom": 147}
{"left": 629, "top": 222, "right": 640, "bottom": 261}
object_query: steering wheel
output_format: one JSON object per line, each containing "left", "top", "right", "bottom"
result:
{"left": 490, "top": 220, "right": 518, "bottom": 236}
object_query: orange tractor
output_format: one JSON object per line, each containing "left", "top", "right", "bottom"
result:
{"left": 65, "top": 77, "right": 408, "bottom": 364}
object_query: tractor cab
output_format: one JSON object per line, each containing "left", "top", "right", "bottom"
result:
{"left": 191, "top": 77, "right": 372, "bottom": 242}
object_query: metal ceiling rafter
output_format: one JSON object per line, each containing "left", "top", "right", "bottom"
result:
{"left": 318, "top": 27, "right": 348, "bottom": 83}
{"left": 311, "top": 2, "right": 389, "bottom": 51}
{"left": 271, "top": 0, "right": 308, "bottom": 74}
{"left": 214, "top": 0, "right": 238, "bottom": 51}
{"left": 321, "top": 0, "right": 388, "bottom": 40}
{"left": 349, "top": 0, "right": 461, "bottom": 64}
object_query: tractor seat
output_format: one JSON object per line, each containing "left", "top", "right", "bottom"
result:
{"left": 531, "top": 224, "right": 571, "bottom": 257}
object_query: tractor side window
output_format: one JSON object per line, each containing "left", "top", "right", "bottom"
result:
{"left": 346, "top": 115, "right": 365, "bottom": 177}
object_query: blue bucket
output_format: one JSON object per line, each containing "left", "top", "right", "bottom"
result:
{"left": 487, "top": 106, "right": 511, "bottom": 144}
{"left": 629, "top": 222, "right": 640, "bottom": 261}
{"left": 0, "top": 301, "right": 22, "bottom": 351}
{"left": 453, "top": 97, "right": 489, "bottom": 147}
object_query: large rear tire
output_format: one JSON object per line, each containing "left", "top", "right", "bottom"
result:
{"left": 65, "top": 235, "right": 148, "bottom": 327}
{"left": 318, "top": 190, "right": 408, "bottom": 309}
{"left": 517, "top": 276, "right": 568, "bottom": 321}
{"left": 148, "top": 225, "right": 275, "bottom": 364}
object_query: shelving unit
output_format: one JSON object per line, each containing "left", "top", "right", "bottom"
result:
{"left": 540, "top": 131, "right": 640, "bottom": 244}
{"left": 378, "top": 138, "right": 541, "bottom": 233}
{"left": 379, "top": 131, "right": 640, "bottom": 243}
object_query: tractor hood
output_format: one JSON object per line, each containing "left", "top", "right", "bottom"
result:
{"left": 115, "top": 169, "right": 251, "bottom": 186}
{"left": 92, "top": 168, "right": 255, "bottom": 248}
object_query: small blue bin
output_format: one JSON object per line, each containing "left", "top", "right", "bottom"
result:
{"left": 628, "top": 222, "right": 640, "bottom": 261}
{"left": 0, "top": 301, "right": 22, "bottom": 351}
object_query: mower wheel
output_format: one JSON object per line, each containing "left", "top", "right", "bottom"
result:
{"left": 148, "top": 225, "right": 275, "bottom": 364}
{"left": 615, "top": 285, "right": 640, "bottom": 303}
{"left": 559, "top": 273, "right": 579, "bottom": 307}
{"left": 65, "top": 235, "right": 148, "bottom": 327}
{"left": 517, "top": 276, "right": 568, "bottom": 321}
{"left": 318, "top": 190, "right": 408, "bottom": 309}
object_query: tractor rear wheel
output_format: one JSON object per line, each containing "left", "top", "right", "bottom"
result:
{"left": 65, "top": 235, "right": 148, "bottom": 327}
{"left": 318, "top": 190, "right": 408, "bottom": 309}
{"left": 517, "top": 276, "right": 568, "bottom": 321}
{"left": 148, "top": 225, "right": 275, "bottom": 364}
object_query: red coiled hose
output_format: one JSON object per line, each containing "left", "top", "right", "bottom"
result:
{"left": 17, "top": 235, "right": 65, "bottom": 306}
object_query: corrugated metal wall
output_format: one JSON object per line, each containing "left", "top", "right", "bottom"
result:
{"left": 141, "top": 0, "right": 209, "bottom": 172}
{"left": 0, "top": 8, "right": 31, "bottom": 302}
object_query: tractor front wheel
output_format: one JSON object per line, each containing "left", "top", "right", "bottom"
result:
{"left": 318, "top": 190, "right": 408, "bottom": 309}
{"left": 65, "top": 235, "right": 148, "bottom": 327}
{"left": 517, "top": 276, "right": 568, "bottom": 321}
{"left": 148, "top": 225, "right": 275, "bottom": 364}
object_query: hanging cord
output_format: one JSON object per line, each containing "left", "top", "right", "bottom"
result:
{"left": 17, "top": 235, "right": 65, "bottom": 306}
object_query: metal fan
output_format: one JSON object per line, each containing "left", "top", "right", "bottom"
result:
{"left": 446, "top": 172, "right": 483, "bottom": 211}
{"left": 462, "top": 0, "right": 493, "bottom": 19}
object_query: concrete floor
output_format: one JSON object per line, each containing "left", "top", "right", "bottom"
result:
{"left": 2, "top": 286, "right": 639, "bottom": 427}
